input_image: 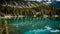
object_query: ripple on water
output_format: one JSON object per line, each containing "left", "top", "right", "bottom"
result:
{"left": 24, "top": 29, "right": 60, "bottom": 34}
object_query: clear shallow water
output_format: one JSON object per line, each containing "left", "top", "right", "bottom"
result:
{"left": 3, "top": 17, "right": 60, "bottom": 34}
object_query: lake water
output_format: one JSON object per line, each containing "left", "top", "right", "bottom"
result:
{"left": 2, "top": 17, "right": 60, "bottom": 34}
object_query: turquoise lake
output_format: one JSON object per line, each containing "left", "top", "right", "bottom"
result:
{"left": 3, "top": 17, "right": 60, "bottom": 34}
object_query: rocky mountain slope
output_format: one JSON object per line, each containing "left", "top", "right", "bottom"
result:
{"left": 0, "top": 1, "right": 60, "bottom": 17}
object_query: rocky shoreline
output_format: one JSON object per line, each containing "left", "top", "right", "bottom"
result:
{"left": 0, "top": 15, "right": 60, "bottom": 19}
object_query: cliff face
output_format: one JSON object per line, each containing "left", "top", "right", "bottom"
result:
{"left": 0, "top": 1, "right": 60, "bottom": 17}
{"left": 1, "top": 1, "right": 41, "bottom": 8}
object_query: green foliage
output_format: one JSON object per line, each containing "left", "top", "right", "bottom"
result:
{"left": 0, "top": 3, "right": 60, "bottom": 17}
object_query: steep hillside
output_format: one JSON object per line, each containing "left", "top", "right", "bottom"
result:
{"left": 0, "top": 1, "right": 60, "bottom": 17}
